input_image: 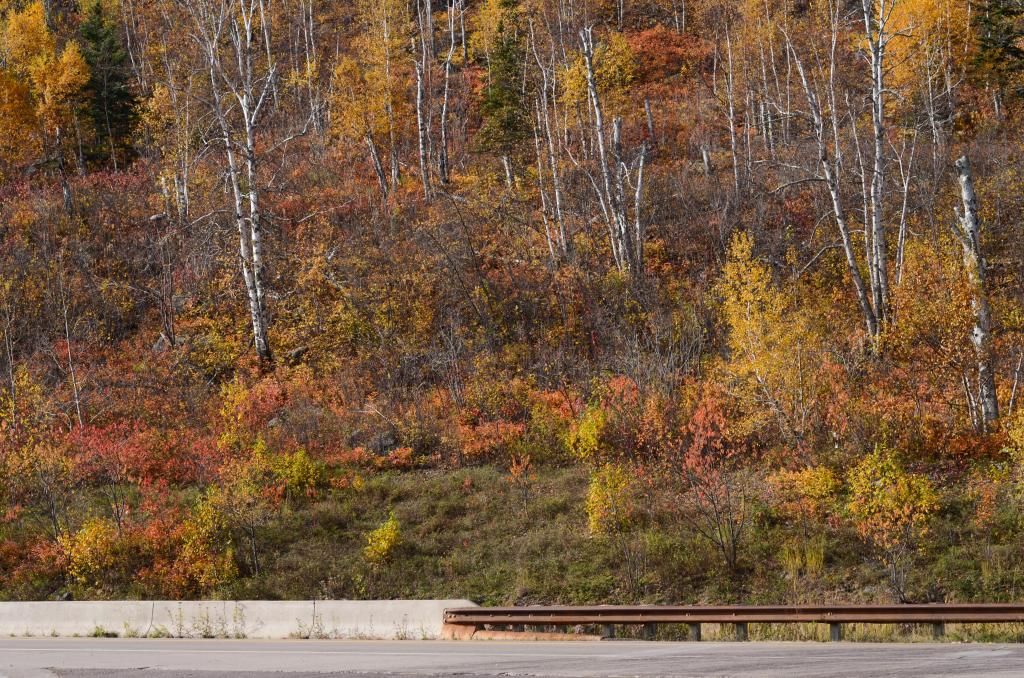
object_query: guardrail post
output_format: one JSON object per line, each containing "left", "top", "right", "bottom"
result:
{"left": 642, "top": 623, "right": 656, "bottom": 640}
{"left": 829, "top": 623, "right": 843, "bottom": 642}
{"left": 735, "top": 622, "right": 748, "bottom": 641}
{"left": 931, "top": 623, "right": 945, "bottom": 640}
{"left": 688, "top": 623, "right": 702, "bottom": 641}
{"left": 603, "top": 624, "right": 615, "bottom": 639}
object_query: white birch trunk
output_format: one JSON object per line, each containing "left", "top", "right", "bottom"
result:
{"left": 788, "top": 35, "right": 879, "bottom": 338}
{"left": 863, "top": 0, "right": 892, "bottom": 326}
{"left": 367, "top": 134, "right": 390, "bottom": 199}
{"left": 725, "top": 29, "right": 740, "bottom": 196}
{"left": 437, "top": 2, "right": 457, "bottom": 185}
{"left": 189, "top": 0, "right": 275, "bottom": 363}
{"left": 580, "top": 27, "right": 644, "bottom": 277}
{"left": 530, "top": 23, "right": 568, "bottom": 255}
{"left": 414, "top": 59, "right": 431, "bottom": 199}
{"left": 954, "top": 155, "right": 999, "bottom": 427}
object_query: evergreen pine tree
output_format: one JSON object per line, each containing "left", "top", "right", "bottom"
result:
{"left": 80, "top": 1, "right": 137, "bottom": 168}
{"left": 477, "top": 11, "right": 528, "bottom": 183}
{"left": 974, "top": 0, "right": 1024, "bottom": 98}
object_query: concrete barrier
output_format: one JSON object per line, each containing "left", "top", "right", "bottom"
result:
{"left": 0, "top": 599, "right": 476, "bottom": 639}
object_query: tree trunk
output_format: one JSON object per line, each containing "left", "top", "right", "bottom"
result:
{"left": 530, "top": 26, "right": 569, "bottom": 256}
{"left": 218, "top": 98, "right": 272, "bottom": 364}
{"left": 366, "top": 134, "right": 390, "bottom": 199}
{"left": 580, "top": 27, "right": 644, "bottom": 277}
{"left": 191, "top": 0, "right": 275, "bottom": 365}
{"left": 414, "top": 60, "right": 431, "bottom": 199}
{"left": 633, "top": 142, "right": 647, "bottom": 274}
{"left": 243, "top": 122, "right": 272, "bottom": 364}
{"left": 863, "top": 0, "right": 892, "bottom": 326}
{"left": 789, "top": 37, "right": 879, "bottom": 339}
{"left": 533, "top": 107, "right": 557, "bottom": 262}
{"left": 954, "top": 155, "right": 999, "bottom": 428}
{"left": 438, "top": 6, "right": 456, "bottom": 185}
{"left": 725, "top": 29, "right": 740, "bottom": 196}
{"left": 57, "top": 256, "right": 84, "bottom": 428}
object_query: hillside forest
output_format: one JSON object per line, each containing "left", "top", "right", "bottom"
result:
{"left": 2, "top": 0, "right": 1024, "bottom": 612}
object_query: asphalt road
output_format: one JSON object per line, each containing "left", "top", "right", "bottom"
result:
{"left": 1, "top": 638, "right": 1023, "bottom": 678}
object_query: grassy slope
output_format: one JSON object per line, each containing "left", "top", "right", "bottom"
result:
{"left": 230, "top": 466, "right": 823, "bottom": 605}
{"left": 205, "top": 464, "right": 1024, "bottom": 641}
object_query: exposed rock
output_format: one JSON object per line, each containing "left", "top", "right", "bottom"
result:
{"left": 152, "top": 333, "right": 172, "bottom": 354}
{"left": 285, "top": 345, "right": 309, "bottom": 366}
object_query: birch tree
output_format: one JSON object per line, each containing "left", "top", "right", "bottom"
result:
{"left": 530, "top": 19, "right": 569, "bottom": 257}
{"left": 184, "top": 0, "right": 278, "bottom": 363}
{"left": 437, "top": 0, "right": 462, "bottom": 186}
{"left": 577, "top": 27, "right": 647, "bottom": 278}
{"left": 952, "top": 156, "right": 999, "bottom": 428}
{"left": 861, "top": 0, "right": 901, "bottom": 328}
{"left": 786, "top": 25, "right": 880, "bottom": 339}
{"left": 341, "top": 0, "right": 412, "bottom": 195}
{"left": 413, "top": 0, "right": 435, "bottom": 199}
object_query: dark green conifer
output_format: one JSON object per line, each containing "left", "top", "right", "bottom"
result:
{"left": 974, "top": 0, "right": 1024, "bottom": 99}
{"left": 477, "top": 5, "right": 529, "bottom": 184}
{"left": 80, "top": 1, "right": 138, "bottom": 168}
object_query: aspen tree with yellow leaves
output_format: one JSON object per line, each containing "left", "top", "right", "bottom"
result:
{"left": 332, "top": 0, "right": 413, "bottom": 198}
{"left": 1, "top": 1, "right": 89, "bottom": 206}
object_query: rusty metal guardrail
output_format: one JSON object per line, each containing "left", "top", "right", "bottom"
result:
{"left": 443, "top": 604, "right": 1024, "bottom": 641}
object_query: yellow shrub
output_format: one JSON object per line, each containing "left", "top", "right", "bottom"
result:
{"left": 847, "top": 446, "right": 938, "bottom": 551}
{"left": 803, "top": 534, "right": 826, "bottom": 576}
{"left": 770, "top": 466, "right": 839, "bottom": 523}
{"left": 847, "top": 446, "right": 938, "bottom": 599}
{"left": 64, "top": 517, "right": 119, "bottom": 589}
{"left": 364, "top": 512, "right": 401, "bottom": 564}
{"left": 565, "top": 405, "right": 607, "bottom": 462}
{"left": 780, "top": 539, "right": 803, "bottom": 580}
{"left": 585, "top": 463, "right": 634, "bottom": 535}
{"left": 176, "top": 496, "right": 238, "bottom": 592}
{"left": 561, "top": 32, "right": 636, "bottom": 115}
{"left": 270, "top": 448, "right": 328, "bottom": 501}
